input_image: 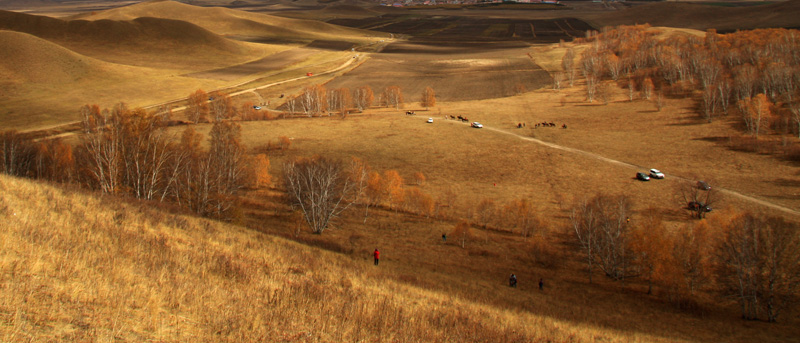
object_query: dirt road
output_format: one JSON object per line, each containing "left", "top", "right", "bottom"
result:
{"left": 450, "top": 120, "right": 800, "bottom": 217}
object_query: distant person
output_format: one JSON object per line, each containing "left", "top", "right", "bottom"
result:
{"left": 442, "top": 233, "right": 447, "bottom": 242}
{"left": 539, "top": 278, "right": 544, "bottom": 291}
{"left": 509, "top": 274, "right": 517, "bottom": 288}
{"left": 373, "top": 248, "right": 380, "bottom": 266}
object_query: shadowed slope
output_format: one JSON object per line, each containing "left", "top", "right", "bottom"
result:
{"left": 0, "top": 29, "right": 222, "bottom": 130}
{"left": 0, "top": 9, "right": 260, "bottom": 69}
{"left": 71, "top": 0, "right": 382, "bottom": 43}
{"left": 586, "top": 0, "right": 800, "bottom": 31}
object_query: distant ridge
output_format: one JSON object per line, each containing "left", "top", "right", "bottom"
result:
{"left": 0, "top": 10, "right": 247, "bottom": 54}
{"left": 588, "top": 0, "right": 800, "bottom": 31}
{"left": 71, "top": 0, "right": 380, "bottom": 43}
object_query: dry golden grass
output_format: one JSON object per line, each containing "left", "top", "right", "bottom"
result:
{"left": 0, "top": 174, "right": 717, "bottom": 342}
{"left": 232, "top": 80, "right": 800, "bottom": 222}
{"left": 0, "top": 2, "right": 386, "bottom": 132}
{"left": 3, "top": 3, "right": 800, "bottom": 341}
{"left": 2, "top": 169, "right": 797, "bottom": 342}
{"left": 0, "top": 30, "right": 228, "bottom": 130}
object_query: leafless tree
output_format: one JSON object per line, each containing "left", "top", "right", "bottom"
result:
{"left": 187, "top": 89, "right": 209, "bottom": 124}
{"left": 677, "top": 179, "right": 718, "bottom": 219}
{"left": 208, "top": 91, "right": 234, "bottom": 122}
{"left": 79, "top": 104, "right": 122, "bottom": 194}
{"left": 353, "top": 86, "right": 374, "bottom": 111}
{"left": 571, "top": 194, "right": 633, "bottom": 282}
{"left": 301, "top": 85, "right": 327, "bottom": 116}
{"left": 421, "top": 86, "right": 436, "bottom": 109}
{"left": 283, "top": 96, "right": 299, "bottom": 118}
{"left": 0, "top": 130, "right": 30, "bottom": 177}
{"left": 383, "top": 86, "right": 403, "bottom": 109}
{"left": 553, "top": 72, "right": 564, "bottom": 90}
{"left": 474, "top": 198, "right": 496, "bottom": 229}
{"left": 717, "top": 213, "right": 800, "bottom": 322}
{"left": 790, "top": 101, "right": 800, "bottom": 138}
{"left": 283, "top": 156, "right": 366, "bottom": 234}
{"left": 562, "top": 47, "right": 576, "bottom": 86}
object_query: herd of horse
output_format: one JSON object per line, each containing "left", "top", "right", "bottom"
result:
{"left": 404, "top": 111, "right": 566, "bottom": 128}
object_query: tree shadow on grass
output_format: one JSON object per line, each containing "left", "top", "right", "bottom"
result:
{"left": 668, "top": 115, "right": 707, "bottom": 126}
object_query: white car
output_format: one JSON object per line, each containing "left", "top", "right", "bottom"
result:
{"left": 427, "top": 118, "right": 433, "bottom": 123}
{"left": 471, "top": 122, "right": 483, "bottom": 128}
{"left": 253, "top": 106, "right": 261, "bottom": 110}
{"left": 649, "top": 169, "right": 665, "bottom": 179}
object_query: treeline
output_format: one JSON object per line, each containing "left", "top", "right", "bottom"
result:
{"left": 186, "top": 84, "right": 427, "bottom": 122}
{"left": 564, "top": 25, "right": 800, "bottom": 139}
{"left": 1, "top": 103, "right": 270, "bottom": 218}
{"left": 570, "top": 193, "right": 800, "bottom": 323}
{"left": 278, "top": 84, "right": 412, "bottom": 117}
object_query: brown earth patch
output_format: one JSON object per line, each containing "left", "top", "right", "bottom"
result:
{"left": 324, "top": 42, "right": 550, "bottom": 101}
{"left": 184, "top": 47, "right": 316, "bottom": 81}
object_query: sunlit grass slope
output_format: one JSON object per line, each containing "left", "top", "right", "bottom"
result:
{"left": 0, "top": 30, "right": 222, "bottom": 130}
{"left": 0, "top": 173, "right": 685, "bottom": 342}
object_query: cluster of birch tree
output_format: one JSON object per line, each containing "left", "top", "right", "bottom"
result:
{"left": 570, "top": 193, "right": 800, "bottom": 322}
{"left": 564, "top": 25, "right": 800, "bottom": 137}
{"left": 1, "top": 103, "right": 269, "bottom": 218}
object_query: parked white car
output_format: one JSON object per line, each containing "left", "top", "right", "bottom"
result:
{"left": 427, "top": 118, "right": 433, "bottom": 123}
{"left": 471, "top": 122, "right": 483, "bottom": 128}
{"left": 649, "top": 169, "right": 665, "bottom": 179}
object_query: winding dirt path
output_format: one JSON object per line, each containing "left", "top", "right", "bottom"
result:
{"left": 22, "top": 50, "right": 364, "bottom": 138}
{"left": 448, "top": 120, "right": 800, "bottom": 217}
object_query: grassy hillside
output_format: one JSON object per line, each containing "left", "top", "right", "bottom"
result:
{"left": 71, "top": 0, "right": 385, "bottom": 44}
{"left": 0, "top": 29, "right": 224, "bottom": 130}
{"left": 0, "top": 9, "right": 264, "bottom": 70}
{"left": 0, "top": 174, "right": 678, "bottom": 342}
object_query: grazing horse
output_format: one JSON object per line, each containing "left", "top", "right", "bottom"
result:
{"left": 562, "top": 124, "right": 567, "bottom": 129}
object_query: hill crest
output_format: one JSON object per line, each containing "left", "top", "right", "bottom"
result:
{"left": 0, "top": 30, "right": 100, "bottom": 83}
{"left": 71, "top": 0, "right": 382, "bottom": 43}
{"left": 0, "top": 9, "right": 248, "bottom": 54}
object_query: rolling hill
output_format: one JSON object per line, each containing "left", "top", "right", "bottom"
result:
{"left": 70, "top": 0, "right": 384, "bottom": 44}
{"left": 0, "top": 173, "right": 656, "bottom": 342}
{"left": 0, "top": 9, "right": 262, "bottom": 70}
{"left": 0, "top": 27, "right": 223, "bottom": 130}
{"left": 0, "top": 30, "right": 99, "bottom": 84}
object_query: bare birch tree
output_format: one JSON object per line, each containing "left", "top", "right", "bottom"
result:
{"left": 283, "top": 156, "right": 366, "bottom": 234}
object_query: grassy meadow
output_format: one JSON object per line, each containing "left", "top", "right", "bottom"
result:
{"left": 2, "top": 1, "right": 800, "bottom": 342}
{"left": 3, "top": 173, "right": 797, "bottom": 342}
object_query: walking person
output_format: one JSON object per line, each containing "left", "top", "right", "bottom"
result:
{"left": 373, "top": 248, "right": 380, "bottom": 266}
{"left": 539, "top": 278, "right": 544, "bottom": 291}
{"left": 442, "top": 233, "right": 447, "bottom": 242}
{"left": 509, "top": 274, "right": 517, "bottom": 288}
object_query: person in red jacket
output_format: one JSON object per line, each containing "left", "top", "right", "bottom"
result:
{"left": 373, "top": 248, "right": 380, "bottom": 265}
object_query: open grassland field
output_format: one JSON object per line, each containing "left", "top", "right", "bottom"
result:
{"left": 0, "top": 1, "right": 386, "bottom": 131}
{"left": 228, "top": 82, "right": 800, "bottom": 221}
{"left": 329, "top": 15, "right": 592, "bottom": 43}
{"left": 2, "top": 174, "right": 798, "bottom": 342}
{"left": 2, "top": 1, "right": 800, "bottom": 342}
{"left": 324, "top": 42, "right": 551, "bottom": 101}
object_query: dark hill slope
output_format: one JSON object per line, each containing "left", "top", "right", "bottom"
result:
{"left": 0, "top": 10, "right": 248, "bottom": 54}
{"left": 587, "top": 0, "right": 800, "bottom": 31}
